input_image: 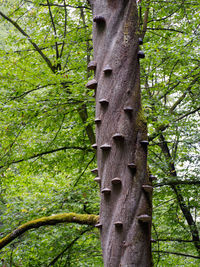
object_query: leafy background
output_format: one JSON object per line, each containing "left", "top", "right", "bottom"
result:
{"left": 0, "top": 0, "right": 199, "bottom": 266}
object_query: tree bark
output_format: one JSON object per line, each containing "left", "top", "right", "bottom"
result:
{"left": 90, "top": 1, "right": 152, "bottom": 266}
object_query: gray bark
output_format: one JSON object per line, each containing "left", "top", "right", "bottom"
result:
{"left": 90, "top": 1, "right": 152, "bottom": 266}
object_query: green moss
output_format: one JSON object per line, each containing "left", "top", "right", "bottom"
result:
{"left": 0, "top": 213, "right": 99, "bottom": 250}
{"left": 136, "top": 108, "right": 147, "bottom": 132}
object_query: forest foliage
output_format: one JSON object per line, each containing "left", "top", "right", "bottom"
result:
{"left": 0, "top": 0, "right": 199, "bottom": 266}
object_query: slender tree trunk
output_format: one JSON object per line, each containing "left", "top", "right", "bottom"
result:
{"left": 89, "top": 0, "right": 152, "bottom": 266}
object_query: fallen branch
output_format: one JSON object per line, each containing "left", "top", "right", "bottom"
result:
{"left": 0, "top": 213, "right": 99, "bottom": 250}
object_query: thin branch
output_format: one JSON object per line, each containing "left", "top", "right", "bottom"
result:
{"left": 0, "top": 213, "right": 98, "bottom": 250}
{"left": 152, "top": 223, "right": 160, "bottom": 266}
{"left": 147, "top": 6, "right": 181, "bottom": 24}
{"left": 146, "top": 27, "right": 184, "bottom": 33}
{"left": 0, "top": 11, "right": 55, "bottom": 73}
{"left": 0, "top": 146, "right": 93, "bottom": 169}
{"left": 176, "top": 106, "right": 200, "bottom": 122}
{"left": 47, "top": 228, "right": 91, "bottom": 266}
{"left": 0, "top": 125, "right": 26, "bottom": 162}
{"left": 155, "top": 180, "right": 200, "bottom": 187}
{"left": 78, "top": 104, "right": 95, "bottom": 144}
{"left": 141, "top": 0, "right": 150, "bottom": 39}
{"left": 158, "top": 134, "right": 200, "bottom": 255}
{"left": 170, "top": 76, "right": 199, "bottom": 113}
{"left": 155, "top": 238, "right": 198, "bottom": 243}
{"left": 152, "top": 250, "right": 200, "bottom": 259}
{"left": 158, "top": 65, "right": 199, "bottom": 101}
{"left": 73, "top": 155, "right": 95, "bottom": 187}
{"left": 8, "top": 84, "right": 58, "bottom": 101}
{"left": 10, "top": 42, "right": 64, "bottom": 54}
{"left": 23, "top": 0, "right": 91, "bottom": 9}
{"left": 60, "top": 0, "right": 67, "bottom": 58}
{"left": 46, "top": 0, "right": 60, "bottom": 67}
{"left": 148, "top": 104, "right": 200, "bottom": 142}
{"left": 149, "top": 124, "right": 169, "bottom": 142}
{"left": 31, "top": 115, "right": 67, "bottom": 165}
{"left": 166, "top": 60, "right": 179, "bottom": 93}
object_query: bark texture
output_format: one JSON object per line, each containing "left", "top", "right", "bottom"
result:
{"left": 90, "top": 0, "right": 152, "bottom": 266}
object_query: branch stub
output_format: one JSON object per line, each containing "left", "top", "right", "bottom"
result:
{"left": 94, "top": 177, "right": 101, "bottom": 183}
{"left": 103, "top": 65, "right": 112, "bottom": 75}
{"left": 111, "top": 177, "right": 122, "bottom": 185}
{"left": 95, "top": 223, "right": 102, "bottom": 228}
{"left": 142, "top": 185, "right": 153, "bottom": 193}
{"left": 92, "top": 143, "right": 97, "bottom": 149}
{"left": 95, "top": 118, "right": 101, "bottom": 125}
{"left": 93, "top": 16, "right": 106, "bottom": 25}
{"left": 138, "top": 38, "right": 143, "bottom": 45}
{"left": 138, "top": 214, "right": 151, "bottom": 223}
{"left": 86, "top": 79, "right": 98, "bottom": 89}
{"left": 88, "top": 61, "right": 97, "bottom": 71}
{"left": 128, "top": 163, "right": 137, "bottom": 170}
{"left": 138, "top": 51, "right": 145, "bottom": 59}
{"left": 112, "top": 133, "right": 125, "bottom": 141}
{"left": 149, "top": 174, "right": 157, "bottom": 181}
{"left": 140, "top": 140, "right": 149, "bottom": 146}
{"left": 114, "top": 221, "right": 123, "bottom": 227}
{"left": 100, "top": 144, "right": 111, "bottom": 151}
{"left": 101, "top": 188, "right": 111, "bottom": 194}
{"left": 124, "top": 106, "right": 133, "bottom": 114}
{"left": 99, "top": 99, "right": 109, "bottom": 106}
{"left": 91, "top": 168, "right": 98, "bottom": 175}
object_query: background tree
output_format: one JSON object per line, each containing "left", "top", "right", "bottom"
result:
{"left": 0, "top": 0, "right": 199, "bottom": 266}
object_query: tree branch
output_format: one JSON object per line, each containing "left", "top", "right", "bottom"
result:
{"left": 155, "top": 180, "right": 200, "bottom": 187}
{"left": 152, "top": 250, "right": 200, "bottom": 259}
{"left": 147, "top": 6, "right": 181, "bottom": 24}
{"left": 46, "top": 0, "right": 60, "bottom": 69}
{"left": 147, "top": 27, "right": 184, "bottom": 33}
{"left": 60, "top": 0, "right": 67, "bottom": 58}
{"left": 24, "top": 0, "right": 91, "bottom": 9}
{"left": 141, "top": 0, "right": 150, "bottom": 39}
{"left": 47, "top": 228, "right": 91, "bottom": 266}
{"left": 155, "top": 238, "right": 198, "bottom": 243}
{"left": 169, "top": 76, "right": 199, "bottom": 113}
{"left": 0, "top": 213, "right": 99, "bottom": 250}
{"left": 0, "top": 146, "right": 93, "bottom": 169}
{"left": 8, "top": 84, "right": 58, "bottom": 101}
{"left": 149, "top": 92, "right": 199, "bottom": 142}
{"left": 0, "top": 11, "right": 55, "bottom": 73}
{"left": 78, "top": 104, "right": 95, "bottom": 144}
{"left": 158, "top": 134, "right": 200, "bottom": 255}
{"left": 176, "top": 106, "right": 200, "bottom": 122}
{"left": 148, "top": 124, "right": 169, "bottom": 142}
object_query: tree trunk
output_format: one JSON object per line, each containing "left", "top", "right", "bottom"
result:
{"left": 89, "top": 0, "right": 152, "bottom": 266}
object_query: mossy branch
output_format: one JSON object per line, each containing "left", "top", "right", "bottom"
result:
{"left": 0, "top": 213, "right": 99, "bottom": 250}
